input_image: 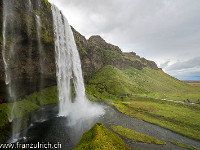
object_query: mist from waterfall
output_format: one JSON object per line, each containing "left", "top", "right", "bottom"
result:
{"left": 51, "top": 5, "right": 104, "bottom": 125}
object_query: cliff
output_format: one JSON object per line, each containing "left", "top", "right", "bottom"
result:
{"left": 0, "top": 0, "right": 158, "bottom": 100}
{"left": 0, "top": 0, "right": 56, "bottom": 100}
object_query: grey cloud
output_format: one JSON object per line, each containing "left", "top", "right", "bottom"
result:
{"left": 159, "top": 60, "right": 170, "bottom": 69}
{"left": 166, "top": 57, "right": 200, "bottom": 71}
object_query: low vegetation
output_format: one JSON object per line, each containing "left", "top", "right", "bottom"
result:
{"left": 0, "top": 86, "right": 58, "bottom": 131}
{"left": 114, "top": 97, "right": 200, "bottom": 141}
{"left": 110, "top": 125, "right": 166, "bottom": 145}
{"left": 86, "top": 65, "right": 200, "bottom": 103}
{"left": 186, "top": 82, "right": 200, "bottom": 88}
{"left": 170, "top": 141, "right": 199, "bottom": 150}
{"left": 73, "top": 123, "right": 131, "bottom": 150}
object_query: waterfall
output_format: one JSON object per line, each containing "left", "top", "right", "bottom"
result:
{"left": 35, "top": 1, "right": 45, "bottom": 91}
{"left": 2, "top": 0, "right": 104, "bottom": 143}
{"left": 2, "top": 0, "right": 46, "bottom": 143}
{"left": 51, "top": 5, "right": 104, "bottom": 124}
{"left": 2, "top": 0, "right": 20, "bottom": 142}
{"left": 27, "top": 0, "right": 33, "bottom": 74}
{"left": 36, "top": 14, "right": 44, "bottom": 89}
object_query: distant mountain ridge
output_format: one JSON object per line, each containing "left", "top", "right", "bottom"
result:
{"left": 71, "top": 27, "right": 158, "bottom": 76}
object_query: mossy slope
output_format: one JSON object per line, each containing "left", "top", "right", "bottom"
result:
{"left": 0, "top": 86, "right": 58, "bottom": 143}
{"left": 86, "top": 65, "right": 200, "bottom": 102}
{"left": 74, "top": 123, "right": 131, "bottom": 150}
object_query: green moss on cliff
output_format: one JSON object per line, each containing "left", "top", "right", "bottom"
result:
{"left": 42, "top": 0, "right": 51, "bottom": 9}
{"left": 32, "top": 0, "right": 54, "bottom": 44}
{"left": 75, "top": 38, "right": 87, "bottom": 55}
{"left": 0, "top": 86, "right": 58, "bottom": 138}
{"left": 102, "top": 49, "right": 122, "bottom": 63}
{"left": 23, "top": 86, "right": 58, "bottom": 105}
{"left": 111, "top": 125, "right": 166, "bottom": 145}
{"left": 74, "top": 123, "right": 131, "bottom": 150}
{"left": 41, "top": 29, "right": 53, "bottom": 43}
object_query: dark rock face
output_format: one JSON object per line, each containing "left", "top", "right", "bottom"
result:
{"left": 0, "top": 0, "right": 55, "bottom": 100}
{"left": 0, "top": 0, "right": 158, "bottom": 100}
{"left": 88, "top": 35, "right": 122, "bottom": 54}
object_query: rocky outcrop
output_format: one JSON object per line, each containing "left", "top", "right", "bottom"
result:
{"left": 72, "top": 28, "right": 158, "bottom": 76}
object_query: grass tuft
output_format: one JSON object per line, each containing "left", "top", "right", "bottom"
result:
{"left": 170, "top": 141, "right": 199, "bottom": 150}
{"left": 110, "top": 125, "right": 166, "bottom": 145}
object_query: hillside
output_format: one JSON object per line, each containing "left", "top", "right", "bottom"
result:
{"left": 85, "top": 65, "right": 200, "bottom": 102}
{"left": 72, "top": 27, "right": 158, "bottom": 77}
{"left": 72, "top": 27, "right": 200, "bottom": 102}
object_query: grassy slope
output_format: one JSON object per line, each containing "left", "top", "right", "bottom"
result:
{"left": 110, "top": 125, "right": 166, "bottom": 145}
{"left": 74, "top": 123, "right": 131, "bottom": 150}
{"left": 86, "top": 65, "right": 200, "bottom": 102}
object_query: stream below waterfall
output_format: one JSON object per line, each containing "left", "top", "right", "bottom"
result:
{"left": 13, "top": 103, "right": 200, "bottom": 150}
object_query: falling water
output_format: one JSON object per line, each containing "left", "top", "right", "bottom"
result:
{"left": 27, "top": 0, "right": 33, "bottom": 72}
{"left": 2, "top": 0, "right": 46, "bottom": 143}
{"left": 51, "top": 5, "right": 104, "bottom": 124}
{"left": 35, "top": 1, "right": 45, "bottom": 91}
{"left": 2, "top": 0, "right": 20, "bottom": 142}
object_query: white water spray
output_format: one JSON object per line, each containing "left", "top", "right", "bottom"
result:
{"left": 51, "top": 5, "right": 104, "bottom": 124}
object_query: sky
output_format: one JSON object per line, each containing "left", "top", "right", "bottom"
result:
{"left": 48, "top": 0, "right": 200, "bottom": 80}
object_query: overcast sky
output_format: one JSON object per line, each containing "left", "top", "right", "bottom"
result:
{"left": 48, "top": 0, "right": 200, "bottom": 80}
